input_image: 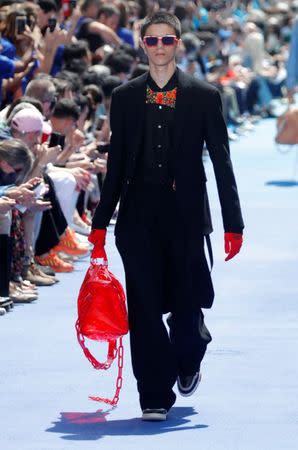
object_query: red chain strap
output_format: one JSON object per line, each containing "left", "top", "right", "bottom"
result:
{"left": 75, "top": 320, "right": 117, "bottom": 370}
{"left": 89, "top": 337, "right": 124, "bottom": 406}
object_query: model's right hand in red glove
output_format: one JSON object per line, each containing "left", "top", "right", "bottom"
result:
{"left": 88, "top": 229, "right": 107, "bottom": 262}
{"left": 224, "top": 232, "right": 243, "bottom": 262}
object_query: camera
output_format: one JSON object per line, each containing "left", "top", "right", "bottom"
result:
{"left": 70, "top": 0, "right": 77, "bottom": 8}
{"left": 15, "top": 16, "right": 26, "bottom": 35}
{"left": 48, "top": 17, "right": 57, "bottom": 33}
{"left": 49, "top": 132, "right": 65, "bottom": 150}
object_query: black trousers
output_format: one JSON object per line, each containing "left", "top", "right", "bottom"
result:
{"left": 115, "top": 181, "right": 212, "bottom": 411}
{"left": 0, "top": 234, "right": 12, "bottom": 297}
{"left": 35, "top": 175, "right": 68, "bottom": 256}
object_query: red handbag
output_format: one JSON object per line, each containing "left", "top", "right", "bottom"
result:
{"left": 76, "top": 260, "right": 128, "bottom": 406}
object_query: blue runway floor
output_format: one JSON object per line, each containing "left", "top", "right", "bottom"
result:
{"left": 1, "top": 118, "right": 298, "bottom": 450}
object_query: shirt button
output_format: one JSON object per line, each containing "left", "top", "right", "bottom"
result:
{"left": 158, "top": 125, "right": 161, "bottom": 129}
{"left": 159, "top": 105, "right": 162, "bottom": 109}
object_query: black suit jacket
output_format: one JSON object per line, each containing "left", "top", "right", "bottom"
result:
{"left": 93, "top": 67, "right": 244, "bottom": 235}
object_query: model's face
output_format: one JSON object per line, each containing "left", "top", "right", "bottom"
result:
{"left": 140, "top": 24, "right": 180, "bottom": 67}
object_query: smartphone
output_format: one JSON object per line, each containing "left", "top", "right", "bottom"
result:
{"left": 48, "top": 17, "right": 57, "bottom": 33}
{"left": 70, "top": 0, "right": 77, "bottom": 8}
{"left": 97, "top": 142, "right": 110, "bottom": 154}
{"left": 49, "top": 132, "right": 65, "bottom": 150}
{"left": 95, "top": 115, "right": 107, "bottom": 131}
{"left": 28, "top": 181, "right": 41, "bottom": 191}
{"left": 15, "top": 16, "right": 26, "bottom": 35}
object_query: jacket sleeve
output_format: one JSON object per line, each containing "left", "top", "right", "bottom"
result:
{"left": 204, "top": 89, "right": 244, "bottom": 233}
{"left": 92, "top": 90, "right": 125, "bottom": 229}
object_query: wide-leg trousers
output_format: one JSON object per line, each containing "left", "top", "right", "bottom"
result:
{"left": 115, "top": 181, "right": 213, "bottom": 410}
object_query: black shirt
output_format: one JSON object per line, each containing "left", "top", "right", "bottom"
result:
{"left": 139, "top": 69, "right": 178, "bottom": 186}
{"left": 75, "top": 17, "right": 104, "bottom": 53}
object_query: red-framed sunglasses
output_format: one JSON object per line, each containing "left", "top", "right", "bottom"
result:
{"left": 143, "top": 35, "right": 178, "bottom": 47}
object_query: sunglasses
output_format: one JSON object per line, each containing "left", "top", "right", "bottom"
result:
{"left": 143, "top": 35, "right": 178, "bottom": 47}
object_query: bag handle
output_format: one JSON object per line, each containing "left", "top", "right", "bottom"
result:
{"left": 76, "top": 319, "right": 117, "bottom": 370}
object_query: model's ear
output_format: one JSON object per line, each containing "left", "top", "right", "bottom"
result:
{"left": 139, "top": 37, "right": 146, "bottom": 53}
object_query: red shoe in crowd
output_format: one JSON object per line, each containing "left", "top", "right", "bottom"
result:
{"left": 35, "top": 251, "right": 74, "bottom": 273}
{"left": 54, "top": 227, "right": 89, "bottom": 257}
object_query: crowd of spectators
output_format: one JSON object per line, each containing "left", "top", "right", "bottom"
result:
{"left": 1, "top": 0, "right": 298, "bottom": 315}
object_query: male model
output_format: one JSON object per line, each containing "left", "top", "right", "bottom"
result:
{"left": 89, "top": 11, "right": 244, "bottom": 421}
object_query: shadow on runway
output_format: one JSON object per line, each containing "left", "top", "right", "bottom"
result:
{"left": 266, "top": 180, "right": 298, "bottom": 187}
{"left": 46, "top": 406, "right": 208, "bottom": 440}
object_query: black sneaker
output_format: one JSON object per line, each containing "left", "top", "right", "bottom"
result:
{"left": 177, "top": 372, "right": 202, "bottom": 397}
{"left": 142, "top": 408, "right": 167, "bottom": 421}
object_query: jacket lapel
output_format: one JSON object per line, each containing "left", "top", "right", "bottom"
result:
{"left": 128, "top": 73, "right": 147, "bottom": 157}
{"left": 172, "top": 68, "right": 191, "bottom": 152}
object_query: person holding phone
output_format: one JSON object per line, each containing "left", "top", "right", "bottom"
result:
{"left": 36, "top": 0, "right": 58, "bottom": 34}
{"left": 89, "top": 11, "right": 244, "bottom": 421}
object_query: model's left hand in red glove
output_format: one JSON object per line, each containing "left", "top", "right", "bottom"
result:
{"left": 88, "top": 229, "right": 107, "bottom": 262}
{"left": 224, "top": 232, "right": 243, "bottom": 261}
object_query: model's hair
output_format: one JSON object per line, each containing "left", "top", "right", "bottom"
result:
{"left": 140, "top": 11, "right": 181, "bottom": 39}
{"left": 0, "top": 139, "right": 34, "bottom": 184}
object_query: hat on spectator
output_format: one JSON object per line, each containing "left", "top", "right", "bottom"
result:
{"left": 11, "top": 107, "right": 51, "bottom": 134}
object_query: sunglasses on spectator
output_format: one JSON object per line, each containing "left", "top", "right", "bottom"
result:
{"left": 143, "top": 35, "right": 178, "bottom": 47}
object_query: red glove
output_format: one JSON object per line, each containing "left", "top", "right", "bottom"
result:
{"left": 224, "top": 232, "right": 243, "bottom": 262}
{"left": 88, "top": 229, "right": 107, "bottom": 262}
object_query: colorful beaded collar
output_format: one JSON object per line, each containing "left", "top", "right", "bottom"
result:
{"left": 146, "top": 86, "right": 177, "bottom": 108}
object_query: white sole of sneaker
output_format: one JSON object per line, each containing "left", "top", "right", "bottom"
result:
{"left": 142, "top": 410, "right": 167, "bottom": 421}
{"left": 177, "top": 372, "right": 202, "bottom": 397}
